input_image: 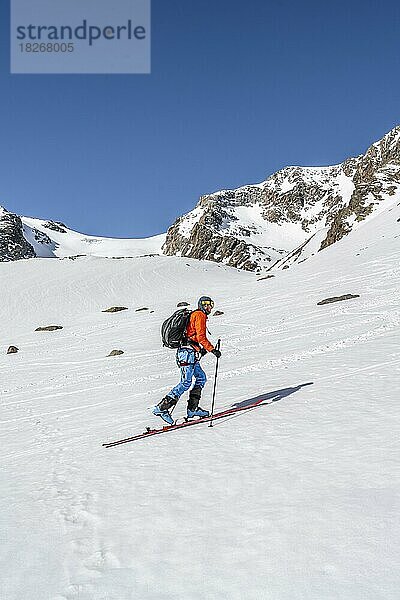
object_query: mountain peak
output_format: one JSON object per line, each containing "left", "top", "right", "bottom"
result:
{"left": 163, "top": 126, "right": 400, "bottom": 272}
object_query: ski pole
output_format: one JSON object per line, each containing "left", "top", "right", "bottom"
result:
{"left": 209, "top": 339, "right": 221, "bottom": 428}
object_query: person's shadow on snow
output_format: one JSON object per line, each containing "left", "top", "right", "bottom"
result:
{"left": 231, "top": 382, "right": 313, "bottom": 410}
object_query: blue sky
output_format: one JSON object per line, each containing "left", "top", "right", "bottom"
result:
{"left": 1, "top": 0, "right": 400, "bottom": 237}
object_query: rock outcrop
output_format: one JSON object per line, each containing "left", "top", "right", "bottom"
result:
{"left": 320, "top": 127, "right": 400, "bottom": 250}
{"left": 43, "top": 221, "right": 67, "bottom": 233}
{"left": 0, "top": 206, "right": 36, "bottom": 262}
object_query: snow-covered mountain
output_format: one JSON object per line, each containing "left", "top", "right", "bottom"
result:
{"left": 163, "top": 126, "right": 400, "bottom": 271}
{"left": 2, "top": 126, "right": 399, "bottom": 271}
{"left": 0, "top": 205, "right": 165, "bottom": 261}
{"left": 1, "top": 185, "right": 399, "bottom": 599}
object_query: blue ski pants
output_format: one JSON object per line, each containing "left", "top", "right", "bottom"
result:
{"left": 168, "top": 347, "right": 207, "bottom": 399}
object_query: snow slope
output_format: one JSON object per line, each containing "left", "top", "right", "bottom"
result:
{"left": 0, "top": 198, "right": 399, "bottom": 599}
{"left": 22, "top": 215, "right": 165, "bottom": 259}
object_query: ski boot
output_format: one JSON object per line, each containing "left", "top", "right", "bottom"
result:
{"left": 187, "top": 406, "right": 210, "bottom": 419}
{"left": 187, "top": 386, "right": 209, "bottom": 418}
{"left": 152, "top": 406, "right": 174, "bottom": 425}
{"left": 153, "top": 395, "right": 177, "bottom": 425}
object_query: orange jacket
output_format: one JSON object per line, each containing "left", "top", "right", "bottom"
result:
{"left": 186, "top": 309, "right": 214, "bottom": 353}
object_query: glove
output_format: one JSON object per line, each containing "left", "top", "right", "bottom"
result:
{"left": 211, "top": 348, "right": 221, "bottom": 359}
{"left": 200, "top": 347, "right": 208, "bottom": 357}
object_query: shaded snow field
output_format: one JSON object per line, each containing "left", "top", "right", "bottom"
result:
{"left": 0, "top": 199, "right": 399, "bottom": 600}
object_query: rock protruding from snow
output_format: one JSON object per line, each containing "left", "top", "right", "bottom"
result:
{"left": 0, "top": 206, "right": 36, "bottom": 262}
{"left": 6, "top": 345, "right": 19, "bottom": 354}
{"left": 43, "top": 221, "right": 67, "bottom": 233}
{"left": 102, "top": 306, "right": 128, "bottom": 313}
{"left": 317, "top": 294, "right": 360, "bottom": 306}
{"left": 107, "top": 349, "right": 124, "bottom": 357}
{"left": 163, "top": 126, "right": 400, "bottom": 272}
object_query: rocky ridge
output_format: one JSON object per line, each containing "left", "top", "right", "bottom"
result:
{"left": 163, "top": 126, "right": 400, "bottom": 271}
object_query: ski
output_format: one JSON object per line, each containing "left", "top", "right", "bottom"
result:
{"left": 102, "top": 400, "right": 268, "bottom": 448}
